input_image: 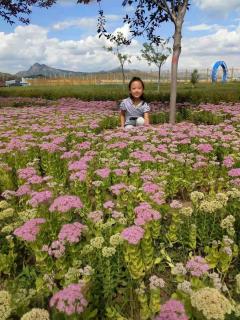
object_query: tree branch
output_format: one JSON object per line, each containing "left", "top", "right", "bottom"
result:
{"left": 151, "top": 0, "right": 176, "bottom": 23}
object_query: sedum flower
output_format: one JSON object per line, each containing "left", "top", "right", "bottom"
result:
{"left": 186, "top": 256, "right": 210, "bottom": 277}
{"left": 190, "top": 191, "right": 204, "bottom": 204}
{"left": 121, "top": 225, "right": 145, "bottom": 245}
{"left": 102, "top": 246, "right": 116, "bottom": 258}
{"left": 0, "top": 208, "right": 14, "bottom": 220}
{"left": 220, "top": 215, "right": 235, "bottom": 229}
{"left": 49, "top": 195, "right": 83, "bottom": 213}
{"left": 21, "top": 308, "right": 50, "bottom": 320}
{"left": 190, "top": 287, "right": 233, "bottom": 320}
{"left": 208, "top": 272, "right": 222, "bottom": 291}
{"left": 199, "top": 200, "right": 223, "bottom": 213}
{"left": 227, "top": 188, "right": 240, "bottom": 198}
{"left": 177, "top": 281, "right": 192, "bottom": 295}
{"left": 215, "top": 193, "right": 228, "bottom": 206}
{"left": 0, "top": 201, "right": 9, "bottom": 210}
{"left": 0, "top": 291, "right": 11, "bottom": 320}
{"left": 109, "top": 233, "right": 124, "bottom": 247}
{"left": 179, "top": 207, "right": 193, "bottom": 217}
{"left": 17, "top": 208, "right": 37, "bottom": 222}
{"left": 13, "top": 218, "right": 46, "bottom": 242}
{"left": 172, "top": 263, "right": 187, "bottom": 276}
{"left": 154, "top": 299, "right": 188, "bottom": 320}
{"left": 170, "top": 200, "right": 183, "bottom": 209}
{"left": 50, "top": 283, "right": 88, "bottom": 315}
{"left": 149, "top": 275, "right": 165, "bottom": 290}
{"left": 81, "top": 244, "right": 94, "bottom": 255}
{"left": 90, "top": 236, "right": 105, "bottom": 249}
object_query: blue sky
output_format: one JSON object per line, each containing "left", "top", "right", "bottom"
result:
{"left": 0, "top": 0, "right": 240, "bottom": 73}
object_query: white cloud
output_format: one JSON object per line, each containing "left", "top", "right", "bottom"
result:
{"left": 0, "top": 23, "right": 151, "bottom": 74}
{"left": 179, "top": 26, "right": 240, "bottom": 69}
{"left": 0, "top": 22, "right": 240, "bottom": 75}
{"left": 194, "top": 0, "right": 240, "bottom": 14}
{"left": 53, "top": 17, "right": 97, "bottom": 31}
{"left": 187, "top": 23, "right": 220, "bottom": 32}
{"left": 52, "top": 15, "right": 120, "bottom": 31}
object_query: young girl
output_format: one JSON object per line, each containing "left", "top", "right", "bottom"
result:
{"left": 119, "top": 77, "right": 150, "bottom": 129}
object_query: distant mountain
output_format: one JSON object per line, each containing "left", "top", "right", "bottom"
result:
{"left": 0, "top": 63, "right": 144, "bottom": 80}
{"left": 0, "top": 72, "right": 17, "bottom": 80}
{"left": 15, "top": 63, "right": 88, "bottom": 78}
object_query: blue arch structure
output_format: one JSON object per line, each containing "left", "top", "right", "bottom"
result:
{"left": 212, "top": 61, "right": 228, "bottom": 83}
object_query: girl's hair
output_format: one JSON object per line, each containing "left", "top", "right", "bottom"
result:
{"left": 128, "top": 77, "right": 145, "bottom": 101}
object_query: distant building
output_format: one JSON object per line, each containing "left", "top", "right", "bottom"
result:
{"left": 5, "top": 78, "right": 31, "bottom": 87}
{"left": 5, "top": 80, "right": 18, "bottom": 87}
{"left": 20, "top": 77, "right": 31, "bottom": 86}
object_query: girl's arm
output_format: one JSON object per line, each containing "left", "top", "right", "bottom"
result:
{"left": 144, "top": 112, "right": 150, "bottom": 126}
{"left": 120, "top": 110, "right": 126, "bottom": 128}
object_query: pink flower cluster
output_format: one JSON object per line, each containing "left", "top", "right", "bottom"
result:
{"left": 228, "top": 168, "right": 240, "bottom": 177}
{"left": 186, "top": 256, "right": 210, "bottom": 277}
{"left": 17, "top": 167, "right": 37, "bottom": 180}
{"left": 197, "top": 143, "right": 213, "bottom": 153}
{"left": 103, "top": 200, "right": 115, "bottom": 209}
{"left": 76, "top": 141, "right": 91, "bottom": 150}
{"left": 70, "top": 170, "right": 87, "bottom": 182}
{"left": 58, "top": 222, "right": 86, "bottom": 243}
{"left": 170, "top": 200, "right": 183, "bottom": 209}
{"left": 108, "top": 142, "right": 128, "bottom": 149}
{"left": 28, "top": 190, "right": 52, "bottom": 207}
{"left": 134, "top": 202, "right": 161, "bottom": 226}
{"left": 109, "top": 183, "right": 129, "bottom": 195}
{"left": 95, "top": 168, "right": 111, "bottom": 179}
{"left": 88, "top": 210, "right": 103, "bottom": 223}
{"left": 42, "top": 240, "right": 65, "bottom": 258}
{"left": 61, "top": 150, "right": 80, "bottom": 159}
{"left": 40, "top": 142, "right": 65, "bottom": 153}
{"left": 143, "top": 182, "right": 160, "bottom": 194}
{"left": 130, "top": 150, "right": 155, "bottom": 162}
{"left": 50, "top": 283, "right": 88, "bottom": 315}
{"left": 13, "top": 218, "right": 46, "bottom": 242}
{"left": 49, "top": 195, "right": 83, "bottom": 213}
{"left": 223, "top": 156, "right": 234, "bottom": 168}
{"left": 27, "top": 175, "right": 44, "bottom": 185}
{"left": 154, "top": 299, "right": 188, "bottom": 320}
{"left": 68, "top": 159, "right": 88, "bottom": 171}
{"left": 121, "top": 225, "right": 145, "bottom": 245}
{"left": 15, "top": 184, "right": 32, "bottom": 197}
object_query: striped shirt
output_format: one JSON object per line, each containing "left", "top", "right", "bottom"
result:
{"left": 119, "top": 97, "right": 150, "bottom": 126}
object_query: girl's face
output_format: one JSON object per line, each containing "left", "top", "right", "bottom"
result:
{"left": 130, "top": 81, "right": 144, "bottom": 100}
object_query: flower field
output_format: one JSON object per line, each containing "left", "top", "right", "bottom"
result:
{"left": 0, "top": 98, "right": 240, "bottom": 319}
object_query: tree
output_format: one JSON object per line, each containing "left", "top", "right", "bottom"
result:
{"left": 139, "top": 40, "right": 171, "bottom": 92}
{"left": 0, "top": 0, "right": 56, "bottom": 25}
{"left": 104, "top": 32, "right": 132, "bottom": 87}
{"left": 190, "top": 69, "right": 200, "bottom": 87}
{"left": 78, "top": 0, "right": 190, "bottom": 124}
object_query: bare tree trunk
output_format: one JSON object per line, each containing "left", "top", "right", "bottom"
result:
{"left": 169, "top": 24, "right": 181, "bottom": 124}
{"left": 169, "top": 0, "right": 188, "bottom": 124}
{"left": 158, "top": 65, "right": 161, "bottom": 92}
{"left": 121, "top": 63, "right": 125, "bottom": 87}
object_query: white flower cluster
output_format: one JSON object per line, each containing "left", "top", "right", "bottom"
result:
{"left": 149, "top": 275, "right": 165, "bottom": 290}
{"left": 190, "top": 191, "right": 204, "bottom": 204}
{"left": 21, "top": 308, "right": 50, "bottom": 320}
{"left": 172, "top": 263, "right": 187, "bottom": 276}
{"left": 191, "top": 287, "right": 233, "bottom": 320}
{"left": 0, "top": 290, "right": 11, "bottom": 320}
